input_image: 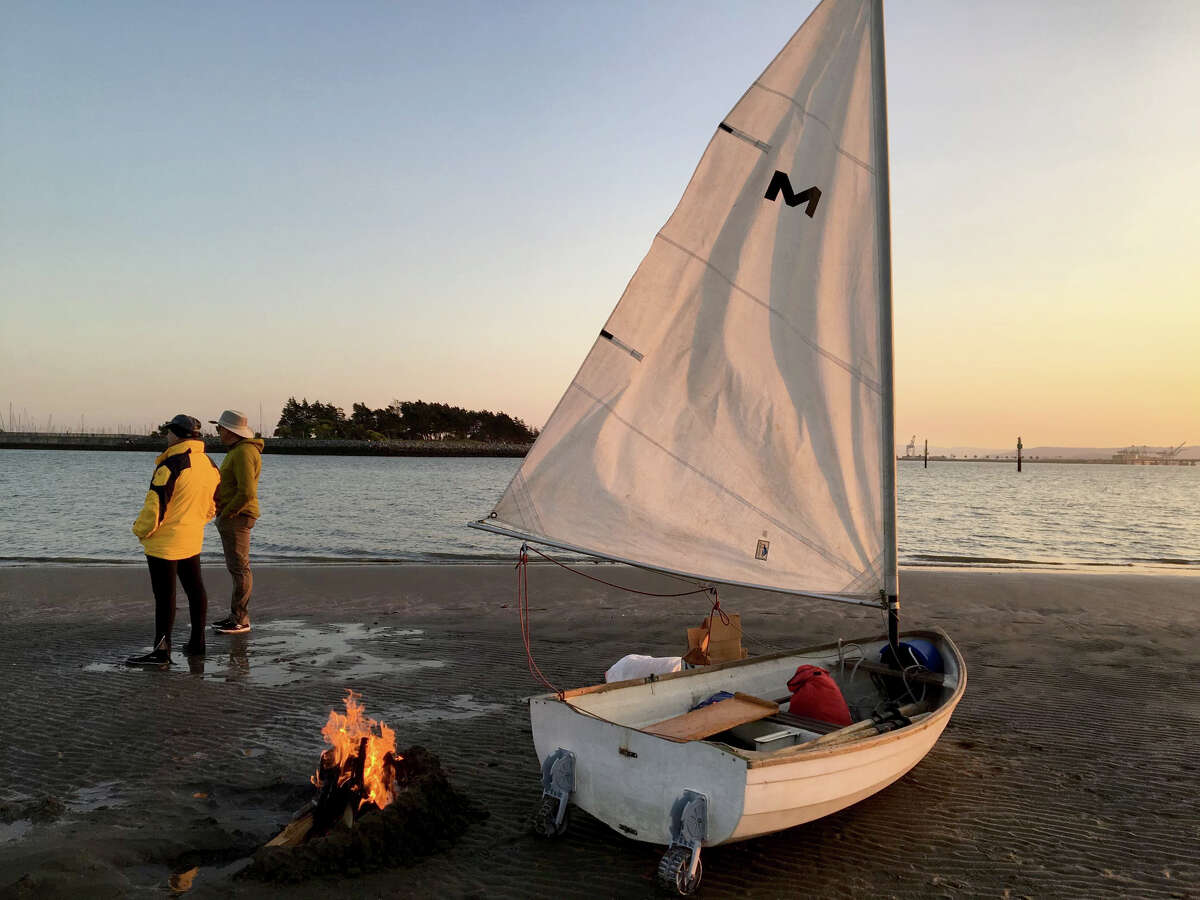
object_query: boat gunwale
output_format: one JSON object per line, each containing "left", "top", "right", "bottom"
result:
{"left": 747, "top": 651, "right": 966, "bottom": 768}
{"left": 546, "top": 626, "right": 967, "bottom": 770}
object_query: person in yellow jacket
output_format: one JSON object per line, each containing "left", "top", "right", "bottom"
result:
{"left": 127, "top": 414, "right": 221, "bottom": 668}
{"left": 208, "top": 409, "right": 264, "bottom": 634}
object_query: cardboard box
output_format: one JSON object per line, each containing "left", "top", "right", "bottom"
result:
{"left": 683, "top": 613, "right": 747, "bottom": 665}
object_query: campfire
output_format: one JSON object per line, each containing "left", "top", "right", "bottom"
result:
{"left": 311, "top": 691, "right": 404, "bottom": 824}
{"left": 250, "top": 690, "right": 482, "bottom": 882}
{"left": 270, "top": 691, "right": 410, "bottom": 846}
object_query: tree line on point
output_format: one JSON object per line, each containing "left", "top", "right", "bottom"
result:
{"left": 270, "top": 398, "right": 539, "bottom": 443}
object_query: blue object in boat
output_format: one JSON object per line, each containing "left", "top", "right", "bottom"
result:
{"left": 690, "top": 691, "right": 736, "bottom": 711}
{"left": 880, "top": 638, "right": 943, "bottom": 673}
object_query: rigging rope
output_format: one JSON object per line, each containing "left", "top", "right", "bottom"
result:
{"left": 512, "top": 544, "right": 838, "bottom": 686}
{"left": 522, "top": 544, "right": 712, "bottom": 598}
{"left": 513, "top": 544, "right": 713, "bottom": 694}
{"left": 516, "top": 545, "right": 562, "bottom": 698}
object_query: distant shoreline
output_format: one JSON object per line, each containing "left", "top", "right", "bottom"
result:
{"left": 899, "top": 456, "right": 1196, "bottom": 466}
{"left": 0, "top": 432, "right": 531, "bottom": 457}
{"left": 3, "top": 434, "right": 1196, "bottom": 464}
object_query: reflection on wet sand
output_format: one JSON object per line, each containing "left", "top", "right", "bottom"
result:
{"left": 91, "top": 620, "right": 440, "bottom": 687}
{"left": 224, "top": 634, "right": 250, "bottom": 680}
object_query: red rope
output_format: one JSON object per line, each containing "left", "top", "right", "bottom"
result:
{"left": 516, "top": 546, "right": 562, "bottom": 698}
{"left": 696, "top": 590, "right": 730, "bottom": 661}
{"left": 513, "top": 544, "right": 714, "bottom": 696}
{"left": 709, "top": 592, "right": 731, "bottom": 626}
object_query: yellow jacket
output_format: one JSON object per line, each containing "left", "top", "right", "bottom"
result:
{"left": 215, "top": 437, "right": 264, "bottom": 519}
{"left": 132, "top": 440, "right": 221, "bottom": 560}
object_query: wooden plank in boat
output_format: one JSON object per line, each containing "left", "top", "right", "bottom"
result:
{"left": 843, "top": 660, "right": 947, "bottom": 686}
{"left": 645, "top": 692, "right": 779, "bottom": 742}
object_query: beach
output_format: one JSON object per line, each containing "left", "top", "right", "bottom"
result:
{"left": 0, "top": 564, "right": 1196, "bottom": 898}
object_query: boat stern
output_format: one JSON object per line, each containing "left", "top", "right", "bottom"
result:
{"left": 530, "top": 694, "right": 748, "bottom": 846}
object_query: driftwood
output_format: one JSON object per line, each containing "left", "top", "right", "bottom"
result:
{"left": 266, "top": 811, "right": 314, "bottom": 848}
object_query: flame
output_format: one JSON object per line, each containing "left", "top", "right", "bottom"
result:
{"left": 312, "top": 690, "right": 401, "bottom": 809}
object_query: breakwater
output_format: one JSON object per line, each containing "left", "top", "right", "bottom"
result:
{"left": 0, "top": 432, "right": 531, "bottom": 458}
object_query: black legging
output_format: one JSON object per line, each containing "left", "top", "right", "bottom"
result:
{"left": 146, "top": 554, "right": 207, "bottom": 648}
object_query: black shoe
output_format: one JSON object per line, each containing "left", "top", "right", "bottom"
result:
{"left": 214, "top": 620, "right": 251, "bottom": 635}
{"left": 211, "top": 616, "right": 236, "bottom": 631}
{"left": 182, "top": 640, "right": 206, "bottom": 657}
{"left": 126, "top": 649, "right": 171, "bottom": 669}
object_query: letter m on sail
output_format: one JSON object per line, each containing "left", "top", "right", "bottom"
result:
{"left": 764, "top": 171, "right": 821, "bottom": 218}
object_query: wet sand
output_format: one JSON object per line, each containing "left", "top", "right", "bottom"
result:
{"left": 0, "top": 564, "right": 1197, "bottom": 898}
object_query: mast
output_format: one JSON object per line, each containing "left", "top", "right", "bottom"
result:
{"left": 870, "top": 0, "right": 901, "bottom": 651}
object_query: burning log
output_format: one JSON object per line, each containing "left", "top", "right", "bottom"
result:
{"left": 278, "top": 694, "right": 404, "bottom": 843}
{"left": 248, "top": 692, "right": 484, "bottom": 880}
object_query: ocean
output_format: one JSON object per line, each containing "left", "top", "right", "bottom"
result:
{"left": 1, "top": 449, "right": 1197, "bottom": 572}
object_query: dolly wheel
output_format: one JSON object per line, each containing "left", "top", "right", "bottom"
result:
{"left": 530, "top": 795, "right": 569, "bottom": 838}
{"left": 656, "top": 846, "right": 702, "bottom": 896}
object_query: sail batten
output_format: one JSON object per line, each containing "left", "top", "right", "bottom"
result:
{"left": 484, "top": 0, "right": 891, "bottom": 599}
{"left": 652, "top": 231, "right": 884, "bottom": 394}
{"left": 749, "top": 83, "right": 877, "bottom": 174}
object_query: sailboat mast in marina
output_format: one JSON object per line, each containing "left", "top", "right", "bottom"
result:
{"left": 471, "top": 0, "right": 964, "bottom": 893}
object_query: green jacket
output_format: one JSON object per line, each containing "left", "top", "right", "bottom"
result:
{"left": 132, "top": 440, "right": 220, "bottom": 559}
{"left": 215, "top": 437, "right": 264, "bottom": 519}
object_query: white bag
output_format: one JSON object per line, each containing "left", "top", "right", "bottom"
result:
{"left": 604, "top": 654, "right": 683, "bottom": 683}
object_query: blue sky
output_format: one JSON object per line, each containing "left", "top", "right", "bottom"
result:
{"left": 2, "top": 1, "right": 1197, "bottom": 445}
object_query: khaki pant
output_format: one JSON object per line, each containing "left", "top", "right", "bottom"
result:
{"left": 216, "top": 514, "right": 255, "bottom": 624}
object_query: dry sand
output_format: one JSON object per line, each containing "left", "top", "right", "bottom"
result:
{"left": 0, "top": 563, "right": 1197, "bottom": 898}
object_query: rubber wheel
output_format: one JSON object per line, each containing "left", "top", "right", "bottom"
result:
{"left": 656, "top": 846, "right": 702, "bottom": 896}
{"left": 530, "top": 795, "right": 569, "bottom": 838}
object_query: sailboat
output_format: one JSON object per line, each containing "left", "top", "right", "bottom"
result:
{"left": 470, "top": 0, "right": 965, "bottom": 893}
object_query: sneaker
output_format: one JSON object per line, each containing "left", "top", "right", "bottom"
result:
{"left": 210, "top": 616, "right": 236, "bottom": 631}
{"left": 214, "top": 620, "right": 250, "bottom": 635}
{"left": 126, "top": 649, "right": 171, "bottom": 669}
{"left": 181, "top": 640, "right": 206, "bottom": 657}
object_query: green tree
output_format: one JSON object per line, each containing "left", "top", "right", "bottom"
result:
{"left": 276, "top": 395, "right": 539, "bottom": 442}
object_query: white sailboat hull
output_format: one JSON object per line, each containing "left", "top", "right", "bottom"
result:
{"left": 531, "top": 629, "right": 965, "bottom": 847}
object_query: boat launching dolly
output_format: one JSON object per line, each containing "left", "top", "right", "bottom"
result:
{"left": 531, "top": 747, "right": 574, "bottom": 838}
{"left": 657, "top": 790, "right": 708, "bottom": 895}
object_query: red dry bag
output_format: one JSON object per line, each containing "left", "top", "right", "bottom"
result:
{"left": 786, "top": 665, "right": 852, "bottom": 726}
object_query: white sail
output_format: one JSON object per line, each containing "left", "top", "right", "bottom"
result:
{"left": 479, "top": 0, "right": 893, "bottom": 599}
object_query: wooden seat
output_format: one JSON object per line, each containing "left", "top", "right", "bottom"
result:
{"left": 644, "top": 693, "right": 778, "bottom": 742}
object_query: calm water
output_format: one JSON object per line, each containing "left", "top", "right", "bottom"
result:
{"left": 1, "top": 449, "right": 1198, "bottom": 571}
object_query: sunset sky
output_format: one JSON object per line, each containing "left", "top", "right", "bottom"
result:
{"left": 2, "top": 0, "right": 1197, "bottom": 447}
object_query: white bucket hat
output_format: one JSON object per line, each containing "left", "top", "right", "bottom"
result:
{"left": 210, "top": 409, "right": 255, "bottom": 439}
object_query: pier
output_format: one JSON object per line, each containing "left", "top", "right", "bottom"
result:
{"left": 1111, "top": 444, "right": 1195, "bottom": 466}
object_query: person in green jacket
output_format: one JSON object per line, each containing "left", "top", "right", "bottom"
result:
{"left": 208, "top": 409, "right": 265, "bottom": 634}
{"left": 127, "top": 414, "right": 220, "bottom": 668}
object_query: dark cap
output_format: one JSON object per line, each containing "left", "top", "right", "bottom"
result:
{"left": 166, "top": 414, "right": 202, "bottom": 438}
